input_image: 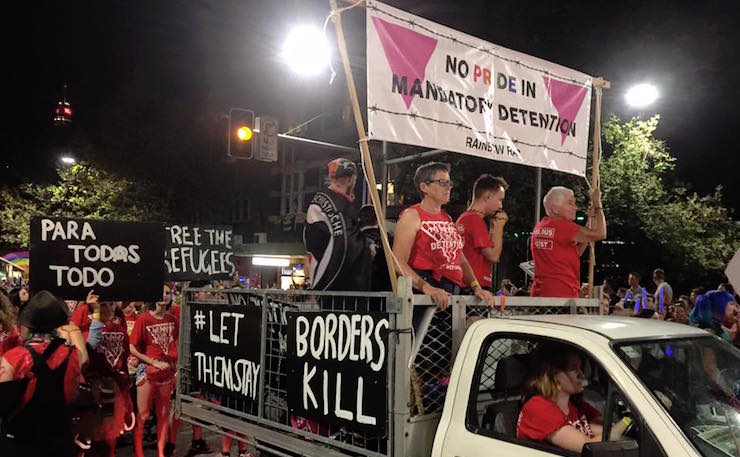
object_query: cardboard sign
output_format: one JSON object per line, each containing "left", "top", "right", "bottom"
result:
{"left": 165, "top": 225, "right": 235, "bottom": 280}
{"left": 190, "top": 304, "right": 262, "bottom": 404}
{"left": 286, "top": 311, "right": 389, "bottom": 434}
{"left": 29, "top": 217, "right": 165, "bottom": 301}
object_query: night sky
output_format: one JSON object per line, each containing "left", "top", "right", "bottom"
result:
{"left": 3, "top": 0, "right": 738, "bottom": 212}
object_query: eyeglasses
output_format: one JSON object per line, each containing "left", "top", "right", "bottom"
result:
{"left": 426, "top": 179, "right": 453, "bottom": 189}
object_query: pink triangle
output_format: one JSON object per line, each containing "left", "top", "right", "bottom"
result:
{"left": 543, "top": 77, "right": 589, "bottom": 145}
{"left": 371, "top": 17, "right": 438, "bottom": 109}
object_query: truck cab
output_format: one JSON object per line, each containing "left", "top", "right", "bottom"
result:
{"left": 433, "top": 315, "right": 740, "bottom": 457}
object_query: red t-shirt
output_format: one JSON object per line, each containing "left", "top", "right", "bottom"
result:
{"left": 123, "top": 312, "right": 138, "bottom": 336}
{"left": 0, "top": 327, "right": 22, "bottom": 357}
{"left": 96, "top": 321, "right": 130, "bottom": 373}
{"left": 70, "top": 302, "right": 93, "bottom": 338}
{"left": 404, "top": 204, "right": 465, "bottom": 287}
{"left": 123, "top": 312, "right": 139, "bottom": 374}
{"left": 457, "top": 211, "right": 494, "bottom": 288}
{"left": 169, "top": 303, "right": 181, "bottom": 326}
{"left": 517, "top": 395, "right": 601, "bottom": 441}
{"left": 531, "top": 217, "right": 582, "bottom": 297}
{"left": 129, "top": 311, "right": 178, "bottom": 382}
{"left": 3, "top": 339, "right": 81, "bottom": 408}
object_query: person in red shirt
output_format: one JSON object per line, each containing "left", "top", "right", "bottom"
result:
{"left": 393, "top": 162, "right": 495, "bottom": 309}
{"left": 456, "top": 174, "right": 509, "bottom": 290}
{"left": 129, "top": 284, "right": 178, "bottom": 457}
{"left": 0, "top": 290, "right": 83, "bottom": 457}
{"left": 0, "top": 292, "right": 21, "bottom": 356}
{"left": 530, "top": 186, "right": 606, "bottom": 297}
{"left": 69, "top": 289, "right": 108, "bottom": 339}
{"left": 83, "top": 300, "right": 134, "bottom": 456}
{"left": 517, "top": 344, "right": 629, "bottom": 452}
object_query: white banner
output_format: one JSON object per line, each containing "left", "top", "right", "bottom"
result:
{"left": 366, "top": 1, "right": 593, "bottom": 176}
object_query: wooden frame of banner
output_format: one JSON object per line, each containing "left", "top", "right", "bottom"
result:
{"left": 331, "top": 0, "right": 610, "bottom": 299}
{"left": 330, "top": 0, "right": 398, "bottom": 294}
{"left": 587, "top": 78, "right": 610, "bottom": 298}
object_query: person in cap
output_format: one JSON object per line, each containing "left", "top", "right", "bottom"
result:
{"left": 304, "top": 158, "right": 374, "bottom": 291}
{"left": 0, "top": 290, "right": 84, "bottom": 457}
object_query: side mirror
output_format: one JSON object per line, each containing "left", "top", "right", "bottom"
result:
{"left": 582, "top": 440, "right": 639, "bottom": 457}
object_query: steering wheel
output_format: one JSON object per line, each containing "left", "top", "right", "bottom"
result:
{"left": 717, "top": 368, "right": 740, "bottom": 397}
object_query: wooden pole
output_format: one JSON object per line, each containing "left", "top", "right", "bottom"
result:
{"left": 587, "top": 78, "right": 610, "bottom": 298}
{"left": 329, "top": 0, "right": 398, "bottom": 294}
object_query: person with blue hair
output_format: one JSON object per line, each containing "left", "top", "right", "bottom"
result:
{"left": 689, "top": 290, "right": 738, "bottom": 342}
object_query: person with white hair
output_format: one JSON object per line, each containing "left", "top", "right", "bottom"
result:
{"left": 530, "top": 187, "right": 606, "bottom": 297}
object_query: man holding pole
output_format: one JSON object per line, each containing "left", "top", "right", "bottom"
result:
{"left": 530, "top": 187, "right": 606, "bottom": 297}
{"left": 456, "top": 174, "right": 509, "bottom": 291}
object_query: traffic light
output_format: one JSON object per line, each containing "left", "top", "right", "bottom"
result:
{"left": 228, "top": 108, "right": 255, "bottom": 160}
{"left": 575, "top": 211, "right": 587, "bottom": 225}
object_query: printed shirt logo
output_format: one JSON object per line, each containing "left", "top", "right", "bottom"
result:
{"left": 146, "top": 322, "right": 174, "bottom": 354}
{"left": 570, "top": 414, "right": 594, "bottom": 438}
{"left": 543, "top": 77, "right": 589, "bottom": 145}
{"left": 420, "top": 220, "right": 464, "bottom": 263}
{"left": 371, "top": 16, "right": 438, "bottom": 109}
{"left": 532, "top": 226, "right": 555, "bottom": 250}
{"left": 99, "top": 332, "right": 125, "bottom": 368}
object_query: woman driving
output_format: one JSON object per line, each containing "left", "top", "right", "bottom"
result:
{"left": 517, "top": 344, "right": 629, "bottom": 452}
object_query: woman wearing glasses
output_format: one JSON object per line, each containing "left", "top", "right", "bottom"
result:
{"left": 392, "top": 162, "right": 494, "bottom": 310}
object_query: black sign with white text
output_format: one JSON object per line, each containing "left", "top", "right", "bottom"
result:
{"left": 286, "top": 312, "right": 389, "bottom": 434}
{"left": 165, "top": 224, "right": 234, "bottom": 280}
{"left": 190, "top": 304, "right": 262, "bottom": 404}
{"left": 30, "top": 217, "right": 165, "bottom": 301}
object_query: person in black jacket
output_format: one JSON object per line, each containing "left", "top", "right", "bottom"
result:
{"left": 0, "top": 291, "right": 82, "bottom": 457}
{"left": 304, "top": 158, "right": 373, "bottom": 291}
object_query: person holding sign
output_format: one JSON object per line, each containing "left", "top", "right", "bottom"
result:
{"left": 393, "top": 162, "right": 495, "bottom": 309}
{"left": 129, "top": 284, "right": 178, "bottom": 457}
{"left": 456, "top": 174, "right": 509, "bottom": 291}
{"left": 0, "top": 290, "right": 83, "bottom": 457}
{"left": 530, "top": 186, "right": 606, "bottom": 298}
{"left": 304, "top": 158, "right": 373, "bottom": 291}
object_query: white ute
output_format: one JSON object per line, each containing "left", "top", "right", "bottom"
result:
{"left": 433, "top": 315, "right": 740, "bottom": 457}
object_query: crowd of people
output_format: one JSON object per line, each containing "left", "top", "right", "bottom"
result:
{"left": 304, "top": 158, "right": 738, "bottom": 342}
{"left": 0, "top": 158, "right": 736, "bottom": 456}
{"left": 0, "top": 281, "right": 250, "bottom": 457}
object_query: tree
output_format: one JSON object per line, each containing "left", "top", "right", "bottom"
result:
{"left": 0, "top": 162, "right": 170, "bottom": 248}
{"left": 600, "top": 115, "right": 739, "bottom": 287}
{"left": 386, "top": 115, "right": 739, "bottom": 291}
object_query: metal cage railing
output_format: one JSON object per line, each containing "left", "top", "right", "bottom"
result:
{"left": 176, "top": 284, "right": 599, "bottom": 457}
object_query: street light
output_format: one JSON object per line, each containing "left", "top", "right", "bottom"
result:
{"left": 625, "top": 83, "right": 659, "bottom": 108}
{"left": 60, "top": 156, "right": 76, "bottom": 165}
{"left": 281, "top": 25, "right": 331, "bottom": 76}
